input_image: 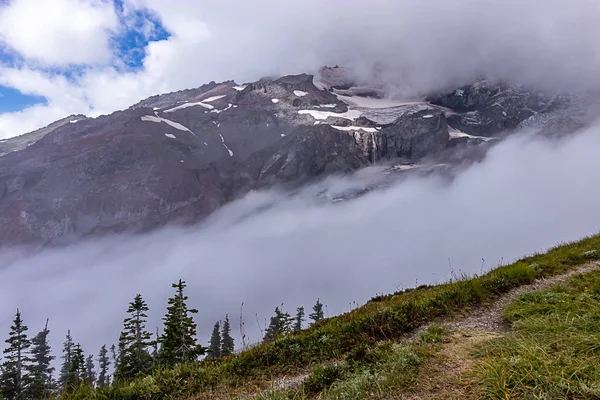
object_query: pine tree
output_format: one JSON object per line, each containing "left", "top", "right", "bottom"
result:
{"left": 220, "top": 315, "right": 234, "bottom": 356}
{"left": 309, "top": 299, "right": 324, "bottom": 325}
{"left": 97, "top": 345, "right": 110, "bottom": 389}
{"left": 85, "top": 355, "right": 96, "bottom": 386}
{"left": 207, "top": 322, "right": 221, "bottom": 359}
{"left": 152, "top": 327, "right": 160, "bottom": 368}
{"left": 263, "top": 307, "right": 293, "bottom": 342}
{"left": 115, "top": 294, "right": 153, "bottom": 381}
{"left": 294, "top": 307, "right": 305, "bottom": 331}
{"left": 0, "top": 309, "right": 31, "bottom": 400}
{"left": 25, "top": 319, "right": 55, "bottom": 399}
{"left": 66, "top": 344, "right": 85, "bottom": 389}
{"left": 159, "top": 279, "right": 206, "bottom": 365}
{"left": 58, "top": 330, "right": 74, "bottom": 390}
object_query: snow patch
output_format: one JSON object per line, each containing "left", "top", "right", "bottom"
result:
{"left": 293, "top": 90, "right": 308, "bottom": 97}
{"left": 298, "top": 109, "right": 362, "bottom": 121}
{"left": 180, "top": 160, "right": 184, "bottom": 163}
{"left": 141, "top": 115, "right": 198, "bottom": 137}
{"left": 422, "top": 114, "right": 434, "bottom": 119}
{"left": 153, "top": 107, "right": 160, "bottom": 111}
{"left": 455, "top": 89, "right": 464, "bottom": 96}
{"left": 271, "top": 98, "right": 279, "bottom": 104}
{"left": 336, "top": 94, "right": 424, "bottom": 109}
{"left": 330, "top": 125, "right": 377, "bottom": 133}
{"left": 449, "top": 127, "right": 494, "bottom": 141}
{"left": 316, "top": 104, "right": 337, "bottom": 108}
{"left": 69, "top": 119, "right": 79, "bottom": 124}
{"left": 201, "top": 95, "right": 226, "bottom": 103}
{"left": 219, "top": 133, "right": 234, "bottom": 157}
{"left": 204, "top": 142, "right": 208, "bottom": 146}
{"left": 211, "top": 103, "right": 233, "bottom": 114}
{"left": 165, "top": 133, "right": 176, "bottom": 139}
{"left": 280, "top": 133, "right": 286, "bottom": 137}
{"left": 164, "top": 101, "right": 213, "bottom": 112}
{"left": 233, "top": 85, "right": 247, "bottom": 91}
{"left": 390, "top": 164, "right": 418, "bottom": 171}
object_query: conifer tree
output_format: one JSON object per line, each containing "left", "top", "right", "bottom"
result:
{"left": 115, "top": 294, "right": 153, "bottom": 380}
{"left": 294, "top": 307, "right": 305, "bottom": 331}
{"left": 85, "top": 354, "right": 96, "bottom": 386}
{"left": 309, "top": 299, "right": 324, "bottom": 324}
{"left": 59, "top": 330, "right": 74, "bottom": 390}
{"left": 207, "top": 322, "right": 221, "bottom": 359}
{"left": 220, "top": 315, "right": 234, "bottom": 356}
{"left": 67, "top": 344, "right": 86, "bottom": 389}
{"left": 97, "top": 345, "right": 110, "bottom": 389}
{"left": 0, "top": 309, "right": 31, "bottom": 400}
{"left": 263, "top": 307, "right": 293, "bottom": 342}
{"left": 25, "top": 319, "right": 55, "bottom": 399}
{"left": 159, "top": 280, "right": 206, "bottom": 365}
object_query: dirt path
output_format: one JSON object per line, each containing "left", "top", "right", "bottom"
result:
{"left": 400, "top": 261, "right": 600, "bottom": 400}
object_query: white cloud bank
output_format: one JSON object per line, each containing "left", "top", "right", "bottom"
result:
{"left": 1, "top": 0, "right": 600, "bottom": 138}
{"left": 1, "top": 122, "right": 600, "bottom": 358}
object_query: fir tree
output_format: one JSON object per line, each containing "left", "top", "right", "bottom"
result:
{"left": 294, "top": 307, "right": 305, "bottom": 331}
{"left": 309, "top": 299, "right": 324, "bottom": 325}
{"left": 85, "top": 355, "right": 96, "bottom": 386}
{"left": 67, "top": 344, "right": 86, "bottom": 389}
{"left": 58, "top": 330, "right": 74, "bottom": 390}
{"left": 25, "top": 319, "right": 55, "bottom": 399}
{"left": 263, "top": 307, "right": 293, "bottom": 342}
{"left": 115, "top": 294, "right": 153, "bottom": 380}
{"left": 152, "top": 327, "right": 159, "bottom": 368}
{"left": 97, "top": 345, "right": 110, "bottom": 390}
{"left": 159, "top": 280, "right": 206, "bottom": 365}
{"left": 220, "top": 315, "right": 234, "bottom": 356}
{"left": 0, "top": 309, "right": 31, "bottom": 400}
{"left": 207, "top": 322, "right": 221, "bottom": 359}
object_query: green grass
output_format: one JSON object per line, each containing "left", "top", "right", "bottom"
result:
{"left": 62, "top": 234, "right": 600, "bottom": 399}
{"left": 251, "top": 325, "right": 450, "bottom": 400}
{"left": 475, "top": 270, "right": 600, "bottom": 399}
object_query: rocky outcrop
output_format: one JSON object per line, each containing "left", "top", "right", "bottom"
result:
{"left": 428, "top": 80, "right": 569, "bottom": 136}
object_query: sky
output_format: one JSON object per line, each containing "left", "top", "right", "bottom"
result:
{"left": 1, "top": 0, "right": 600, "bottom": 139}
{"left": 1, "top": 122, "right": 600, "bottom": 360}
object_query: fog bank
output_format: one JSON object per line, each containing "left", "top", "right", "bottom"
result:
{"left": 1, "top": 124, "right": 600, "bottom": 360}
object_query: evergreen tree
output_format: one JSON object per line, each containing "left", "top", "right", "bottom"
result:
{"left": 0, "top": 309, "right": 31, "bottom": 400}
{"left": 207, "top": 322, "right": 221, "bottom": 359}
{"left": 159, "top": 280, "right": 206, "bottom": 365}
{"left": 58, "top": 330, "right": 75, "bottom": 390}
{"left": 220, "top": 315, "right": 234, "bottom": 356}
{"left": 309, "top": 299, "right": 325, "bottom": 324}
{"left": 66, "top": 344, "right": 85, "bottom": 389}
{"left": 152, "top": 327, "right": 159, "bottom": 368}
{"left": 263, "top": 307, "right": 293, "bottom": 342}
{"left": 97, "top": 345, "right": 110, "bottom": 390}
{"left": 85, "top": 355, "right": 96, "bottom": 386}
{"left": 117, "top": 294, "right": 153, "bottom": 380}
{"left": 294, "top": 307, "right": 305, "bottom": 331}
{"left": 25, "top": 319, "right": 55, "bottom": 399}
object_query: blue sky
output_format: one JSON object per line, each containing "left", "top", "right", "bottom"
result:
{"left": 0, "top": 0, "right": 170, "bottom": 115}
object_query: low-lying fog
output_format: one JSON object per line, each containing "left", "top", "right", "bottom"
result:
{"left": 1, "top": 123, "right": 600, "bottom": 362}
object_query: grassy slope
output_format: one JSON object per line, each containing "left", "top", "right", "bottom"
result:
{"left": 63, "top": 234, "right": 600, "bottom": 399}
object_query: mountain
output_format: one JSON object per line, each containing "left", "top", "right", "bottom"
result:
{"left": 0, "top": 66, "right": 589, "bottom": 248}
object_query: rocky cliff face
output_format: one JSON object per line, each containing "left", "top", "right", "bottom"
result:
{"left": 0, "top": 67, "right": 583, "bottom": 248}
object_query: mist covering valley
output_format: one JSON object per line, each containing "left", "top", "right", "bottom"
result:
{"left": 2, "top": 122, "right": 600, "bottom": 358}
{"left": 1, "top": 0, "right": 600, "bottom": 380}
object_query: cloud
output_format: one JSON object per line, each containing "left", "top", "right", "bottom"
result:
{"left": 0, "top": 0, "right": 119, "bottom": 66}
{"left": 3, "top": 0, "right": 600, "bottom": 139}
{"left": 1, "top": 123, "right": 600, "bottom": 359}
